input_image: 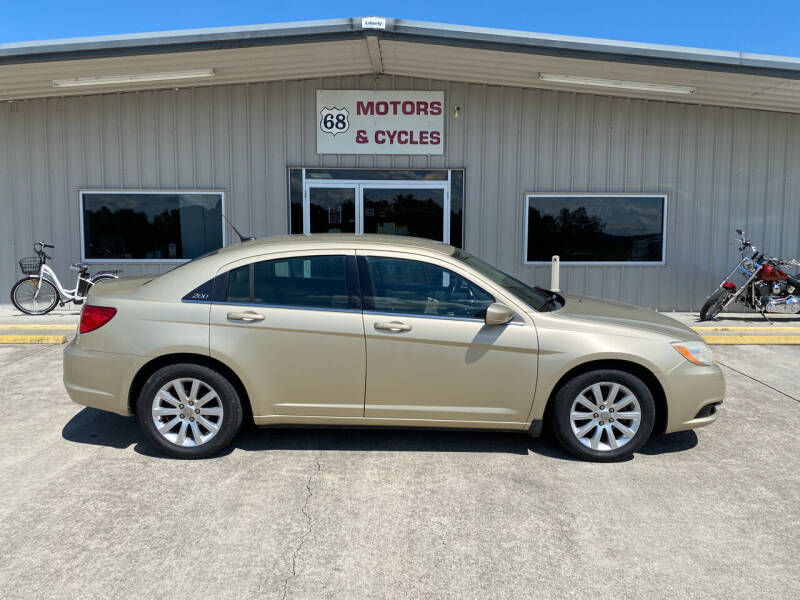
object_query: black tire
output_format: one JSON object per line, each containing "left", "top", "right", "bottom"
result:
{"left": 10, "top": 276, "right": 59, "bottom": 315}
{"left": 550, "top": 369, "right": 656, "bottom": 462}
{"left": 136, "top": 363, "right": 244, "bottom": 459}
{"left": 699, "top": 288, "right": 731, "bottom": 321}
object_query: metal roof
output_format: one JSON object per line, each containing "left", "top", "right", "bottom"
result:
{"left": 2, "top": 17, "right": 800, "bottom": 112}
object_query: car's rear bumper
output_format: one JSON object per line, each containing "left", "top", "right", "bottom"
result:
{"left": 662, "top": 360, "right": 725, "bottom": 433}
{"left": 62, "top": 339, "right": 144, "bottom": 416}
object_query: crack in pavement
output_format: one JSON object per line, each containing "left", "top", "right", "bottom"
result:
{"left": 717, "top": 360, "right": 800, "bottom": 403}
{"left": 280, "top": 454, "right": 322, "bottom": 600}
{"left": 0, "top": 343, "right": 61, "bottom": 368}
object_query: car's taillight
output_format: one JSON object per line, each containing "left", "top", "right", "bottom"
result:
{"left": 79, "top": 305, "right": 117, "bottom": 334}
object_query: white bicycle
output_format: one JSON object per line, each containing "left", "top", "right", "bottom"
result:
{"left": 10, "top": 241, "right": 119, "bottom": 315}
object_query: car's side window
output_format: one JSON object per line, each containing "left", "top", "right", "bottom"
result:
{"left": 361, "top": 256, "right": 495, "bottom": 319}
{"left": 226, "top": 255, "right": 355, "bottom": 310}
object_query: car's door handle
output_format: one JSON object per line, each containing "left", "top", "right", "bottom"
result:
{"left": 227, "top": 311, "right": 265, "bottom": 322}
{"left": 374, "top": 321, "right": 412, "bottom": 332}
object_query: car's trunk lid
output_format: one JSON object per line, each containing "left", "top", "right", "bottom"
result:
{"left": 88, "top": 275, "right": 155, "bottom": 299}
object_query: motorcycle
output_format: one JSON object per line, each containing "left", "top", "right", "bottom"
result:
{"left": 700, "top": 229, "right": 800, "bottom": 321}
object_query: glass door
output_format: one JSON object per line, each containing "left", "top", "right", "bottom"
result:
{"left": 362, "top": 185, "right": 447, "bottom": 241}
{"left": 302, "top": 180, "right": 450, "bottom": 242}
{"left": 304, "top": 183, "right": 358, "bottom": 234}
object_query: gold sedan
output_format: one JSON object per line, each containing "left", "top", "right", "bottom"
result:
{"left": 63, "top": 235, "right": 724, "bottom": 461}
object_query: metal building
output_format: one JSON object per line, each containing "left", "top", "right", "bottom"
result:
{"left": 2, "top": 17, "right": 800, "bottom": 311}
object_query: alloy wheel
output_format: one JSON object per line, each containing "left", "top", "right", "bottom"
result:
{"left": 151, "top": 378, "right": 224, "bottom": 447}
{"left": 569, "top": 382, "right": 642, "bottom": 451}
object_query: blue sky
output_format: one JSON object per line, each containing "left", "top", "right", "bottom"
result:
{"left": 2, "top": 1, "right": 799, "bottom": 57}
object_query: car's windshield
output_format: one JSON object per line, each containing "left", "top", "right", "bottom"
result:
{"left": 452, "top": 250, "right": 562, "bottom": 312}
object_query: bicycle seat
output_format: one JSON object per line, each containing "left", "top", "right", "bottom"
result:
{"left": 70, "top": 262, "right": 89, "bottom": 271}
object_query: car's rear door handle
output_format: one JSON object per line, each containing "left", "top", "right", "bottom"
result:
{"left": 227, "top": 311, "right": 265, "bottom": 322}
{"left": 374, "top": 321, "right": 412, "bottom": 332}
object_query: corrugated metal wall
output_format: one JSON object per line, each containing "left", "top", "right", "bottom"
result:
{"left": 2, "top": 75, "right": 800, "bottom": 311}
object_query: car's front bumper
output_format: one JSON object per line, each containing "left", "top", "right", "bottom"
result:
{"left": 662, "top": 360, "right": 725, "bottom": 433}
{"left": 62, "top": 339, "right": 145, "bottom": 416}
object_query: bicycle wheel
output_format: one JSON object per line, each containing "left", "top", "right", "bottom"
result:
{"left": 11, "top": 277, "right": 59, "bottom": 315}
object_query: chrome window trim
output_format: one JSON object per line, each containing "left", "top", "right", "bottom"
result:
{"left": 363, "top": 310, "right": 483, "bottom": 323}
{"left": 363, "top": 310, "right": 525, "bottom": 325}
{"left": 183, "top": 300, "right": 522, "bottom": 324}
{"left": 197, "top": 299, "right": 362, "bottom": 314}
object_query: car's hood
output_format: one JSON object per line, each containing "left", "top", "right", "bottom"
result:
{"left": 549, "top": 292, "right": 703, "bottom": 341}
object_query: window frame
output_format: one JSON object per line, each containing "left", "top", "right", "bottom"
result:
{"left": 522, "top": 192, "right": 668, "bottom": 266}
{"left": 79, "top": 189, "right": 227, "bottom": 263}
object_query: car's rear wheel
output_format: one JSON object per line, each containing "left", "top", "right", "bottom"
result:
{"left": 136, "top": 363, "right": 243, "bottom": 459}
{"left": 550, "top": 369, "right": 655, "bottom": 462}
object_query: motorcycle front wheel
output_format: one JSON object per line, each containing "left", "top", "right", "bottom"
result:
{"left": 10, "top": 277, "right": 59, "bottom": 315}
{"left": 699, "top": 288, "right": 731, "bottom": 321}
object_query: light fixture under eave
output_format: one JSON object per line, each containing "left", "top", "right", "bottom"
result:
{"left": 52, "top": 69, "right": 216, "bottom": 88}
{"left": 538, "top": 73, "right": 695, "bottom": 95}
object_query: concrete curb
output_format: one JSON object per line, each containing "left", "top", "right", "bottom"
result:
{"left": 0, "top": 334, "right": 67, "bottom": 344}
{"left": 0, "top": 324, "right": 76, "bottom": 330}
{"left": 701, "top": 335, "right": 800, "bottom": 345}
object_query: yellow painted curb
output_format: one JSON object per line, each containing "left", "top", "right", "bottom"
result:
{"left": 0, "top": 334, "right": 67, "bottom": 344}
{"left": 702, "top": 335, "right": 800, "bottom": 345}
{"left": 0, "top": 324, "right": 76, "bottom": 330}
{"left": 693, "top": 326, "right": 800, "bottom": 332}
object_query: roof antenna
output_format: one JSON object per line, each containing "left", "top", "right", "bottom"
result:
{"left": 223, "top": 213, "right": 255, "bottom": 243}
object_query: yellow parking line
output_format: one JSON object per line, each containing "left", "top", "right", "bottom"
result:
{"left": 693, "top": 326, "right": 800, "bottom": 332}
{"left": 0, "top": 335, "right": 68, "bottom": 344}
{"left": 702, "top": 335, "right": 800, "bottom": 345}
{"left": 0, "top": 324, "right": 76, "bottom": 330}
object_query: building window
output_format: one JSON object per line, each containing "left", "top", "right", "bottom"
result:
{"left": 524, "top": 194, "right": 667, "bottom": 264}
{"left": 80, "top": 191, "right": 225, "bottom": 261}
{"left": 288, "top": 168, "right": 464, "bottom": 247}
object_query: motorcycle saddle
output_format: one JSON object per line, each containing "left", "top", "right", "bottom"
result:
{"left": 788, "top": 274, "right": 800, "bottom": 289}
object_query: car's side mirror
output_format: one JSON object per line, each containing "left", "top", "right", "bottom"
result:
{"left": 485, "top": 302, "right": 514, "bottom": 325}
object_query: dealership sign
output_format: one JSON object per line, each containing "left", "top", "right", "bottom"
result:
{"left": 316, "top": 90, "right": 444, "bottom": 155}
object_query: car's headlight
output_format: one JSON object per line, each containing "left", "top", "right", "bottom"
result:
{"left": 672, "top": 341, "right": 713, "bottom": 366}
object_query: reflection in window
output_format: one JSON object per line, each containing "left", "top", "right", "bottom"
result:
{"left": 82, "top": 192, "right": 223, "bottom": 260}
{"left": 226, "top": 255, "right": 352, "bottom": 310}
{"left": 308, "top": 188, "right": 356, "bottom": 234}
{"left": 363, "top": 257, "right": 494, "bottom": 319}
{"left": 363, "top": 188, "right": 444, "bottom": 240}
{"left": 526, "top": 195, "right": 666, "bottom": 263}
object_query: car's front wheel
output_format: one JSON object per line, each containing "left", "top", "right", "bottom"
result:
{"left": 550, "top": 369, "right": 655, "bottom": 462}
{"left": 136, "top": 363, "right": 243, "bottom": 459}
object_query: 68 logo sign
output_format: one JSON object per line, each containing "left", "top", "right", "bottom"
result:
{"left": 319, "top": 106, "right": 350, "bottom": 137}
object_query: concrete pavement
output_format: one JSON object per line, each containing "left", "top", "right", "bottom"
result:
{"left": 0, "top": 343, "right": 798, "bottom": 599}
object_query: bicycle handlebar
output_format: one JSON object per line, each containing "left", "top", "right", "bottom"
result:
{"left": 33, "top": 241, "right": 54, "bottom": 261}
